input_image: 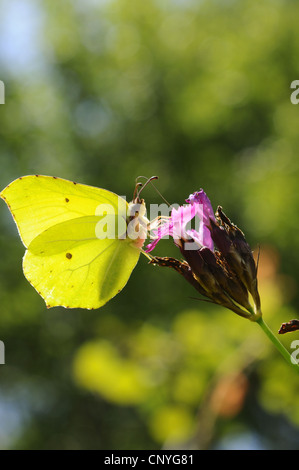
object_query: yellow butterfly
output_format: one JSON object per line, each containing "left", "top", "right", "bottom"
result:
{"left": 1, "top": 175, "right": 151, "bottom": 309}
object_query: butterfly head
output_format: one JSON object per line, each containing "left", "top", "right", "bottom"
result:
{"left": 126, "top": 177, "right": 157, "bottom": 249}
{"left": 127, "top": 198, "right": 149, "bottom": 249}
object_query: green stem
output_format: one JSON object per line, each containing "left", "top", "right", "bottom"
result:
{"left": 256, "top": 317, "right": 299, "bottom": 374}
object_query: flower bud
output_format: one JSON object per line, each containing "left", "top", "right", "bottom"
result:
{"left": 208, "top": 206, "right": 261, "bottom": 316}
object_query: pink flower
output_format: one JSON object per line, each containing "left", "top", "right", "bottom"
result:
{"left": 147, "top": 189, "right": 261, "bottom": 321}
{"left": 146, "top": 189, "right": 215, "bottom": 253}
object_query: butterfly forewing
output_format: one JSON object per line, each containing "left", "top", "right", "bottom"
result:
{"left": 1, "top": 175, "right": 126, "bottom": 247}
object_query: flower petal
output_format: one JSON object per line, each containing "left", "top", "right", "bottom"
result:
{"left": 145, "top": 219, "right": 174, "bottom": 253}
{"left": 146, "top": 189, "right": 216, "bottom": 252}
{"left": 186, "top": 189, "right": 215, "bottom": 249}
{"left": 186, "top": 189, "right": 215, "bottom": 224}
{"left": 171, "top": 204, "right": 196, "bottom": 241}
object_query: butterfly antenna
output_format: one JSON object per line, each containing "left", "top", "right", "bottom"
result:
{"left": 136, "top": 175, "right": 171, "bottom": 206}
{"left": 137, "top": 176, "right": 159, "bottom": 198}
{"left": 133, "top": 181, "right": 143, "bottom": 201}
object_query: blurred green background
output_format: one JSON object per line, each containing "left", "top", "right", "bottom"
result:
{"left": 1, "top": 0, "right": 299, "bottom": 450}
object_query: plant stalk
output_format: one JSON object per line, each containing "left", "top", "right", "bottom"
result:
{"left": 256, "top": 317, "right": 299, "bottom": 374}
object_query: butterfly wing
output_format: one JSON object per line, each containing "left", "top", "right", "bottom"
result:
{"left": 24, "top": 215, "right": 140, "bottom": 309}
{"left": 1, "top": 175, "right": 140, "bottom": 309}
{"left": 1, "top": 175, "right": 126, "bottom": 247}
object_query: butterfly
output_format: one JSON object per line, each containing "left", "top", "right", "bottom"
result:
{"left": 0, "top": 175, "right": 153, "bottom": 309}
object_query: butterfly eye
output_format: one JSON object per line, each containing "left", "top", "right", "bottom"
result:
{"left": 128, "top": 202, "right": 141, "bottom": 216}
